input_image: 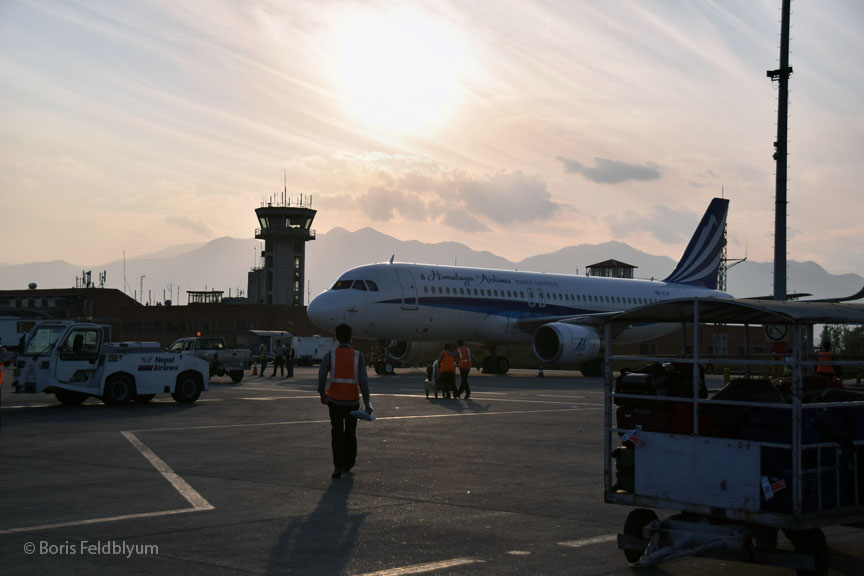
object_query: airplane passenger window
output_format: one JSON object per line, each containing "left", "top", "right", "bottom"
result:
{"left": 366, "top": 280, "right": 379, "bottom": 291}
{"left": 352, "top": 280, "right": 367, "bottom": 291}
{"left": 438, "top": 287, "right": 443, "bottom": 294}
{"left": 460, "top": 288, "right": 465, "bottom": 295}
{"left": 474, "top": 289, "right": 478, "bottom": 296}
{"left": 331, "top": 279, "right": 353, "bottom": 290}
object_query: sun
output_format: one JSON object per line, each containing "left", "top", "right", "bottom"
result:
{"left": 328, "top": 9, "right": 470, "bottom": 135}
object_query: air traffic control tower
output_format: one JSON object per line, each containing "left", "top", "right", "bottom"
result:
{"left": 247, "top": 193, "right": 316, "bottom": 306}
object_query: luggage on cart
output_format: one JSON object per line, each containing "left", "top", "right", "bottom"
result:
{"left": 614, "top": 362, "right": 706, "bottom": 408}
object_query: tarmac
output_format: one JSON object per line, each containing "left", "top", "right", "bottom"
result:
{"left": 1, "top": 367, "right": 862, "bottom": 575}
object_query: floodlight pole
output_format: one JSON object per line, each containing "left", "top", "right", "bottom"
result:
{"left": 768, "top": 0, "right": 792, "bottom": 301}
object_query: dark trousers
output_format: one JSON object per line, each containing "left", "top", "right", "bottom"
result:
{"left": 457, "top": 368, "right": 471, "bottom": 397}
{"left": 328, "top": 402, "right": 359, "bottom": 471}
{"left": 440, "top": 371, "right": 457, "bottom": 398}
{"left": 271, "top": 356, "right": 284, "bottom": 377}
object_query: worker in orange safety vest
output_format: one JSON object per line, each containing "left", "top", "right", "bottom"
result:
{"left": 816, "top": 340, "right": 840, "bottom": 385}
{"left": 318, "top": 324, "right": 372, "bottom": 479}
{"left": 436, "top": 343, "right": 458, "bottom": 399}
{"left": 455, "top": 339, "right": 472, "bottom": 399}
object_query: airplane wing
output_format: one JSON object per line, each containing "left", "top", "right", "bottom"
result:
{"left": 801, "top": 284, "right": 864, "bottom": 303}
{"left": 516, "top": 311, "right": 622, "bottom": 333}
{"left": 744, "top": 285, "right": 864, "bottom": 303}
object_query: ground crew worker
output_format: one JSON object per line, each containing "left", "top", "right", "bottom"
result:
{"left": 286, "top": 346, "right": 295, "bottom": 378}
{"left": 271, "top": 340, "right": 285, "bottom": 377}
{"left": 318, "top": 324, "right": 372, "bottom": 479}
{"left": 816, "top": 340, "right": 838, "bottom": 382}
{"left": 436, "top": 343, "right": 458, "bottom": 399}
{"left": 257, "top": 343, "right": 268, "bottom": 376}
{"left": 455, "top": 339, "right": 472, "bottom": 399}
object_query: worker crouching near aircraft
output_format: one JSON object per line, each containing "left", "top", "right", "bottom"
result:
{"left": 318, "top": 324, "right": 373, "bottom": 479}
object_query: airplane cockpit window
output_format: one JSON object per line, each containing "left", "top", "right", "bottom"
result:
{"left": 331, "top": 279, "right": 353, "bottom": 290}
{"left": 352, "top": 280, "right": 368, "bottom": 291}
{"left": 366, "top": 280, "right": 379, "bottom": 291}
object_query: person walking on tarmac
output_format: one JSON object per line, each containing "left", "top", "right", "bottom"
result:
{"left": 436, "top": 343, "right": 458, "bottom": 399}
{"left": 455, "top": 339, "right": 472, "bottom": 399}
{"left": 318, "top": 324, "right": 373, "bottom": 479}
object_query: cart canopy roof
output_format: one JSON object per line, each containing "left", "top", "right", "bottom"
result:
{"left": 609, "top": 298, "right": 864, "bottom": 327}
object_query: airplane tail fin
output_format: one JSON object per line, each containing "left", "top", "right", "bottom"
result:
{"left": 662, "top": 198, "right": 729, "bottom": 289}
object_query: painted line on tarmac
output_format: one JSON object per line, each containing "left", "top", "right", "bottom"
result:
{"left": 355, "top": 557, "right": 484, "bottom": 575}
{"left": 0, "top": 506, "right": 206, "bottom": 535}
{"left": 127, "top": 406, "right": 593, "bottom": 433}
{"left": 122, "top": 431, "right": 214, "bottom": 511}
{"left": 558, "top": 534, "right": 617, "bottom": 549}
{"left": 0, "top": 432, "right": 213, "bottom": 535}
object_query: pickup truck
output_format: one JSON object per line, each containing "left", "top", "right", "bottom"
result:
{"left": 167, "top": 336, "right": 251, "bottom": 383}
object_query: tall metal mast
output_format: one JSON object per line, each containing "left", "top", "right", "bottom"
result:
{"left": 767, "top": 0, "right": 793, "bottom": 300}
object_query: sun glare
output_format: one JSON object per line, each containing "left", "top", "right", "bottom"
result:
{"left": 329, "top": 9, "right": 470, "bottom": 135}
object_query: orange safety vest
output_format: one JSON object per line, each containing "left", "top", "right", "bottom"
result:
{"left": 816, "top": 351, "right": 835, "bottom": 375}
{"left": 326, "top": 347, "right": 360, "bottom": 401}
{"left": 440, "top": 351, "right": 456, "bottom": 373}
{"left": 457, "top": 346, "right": 471, "bottom": 369}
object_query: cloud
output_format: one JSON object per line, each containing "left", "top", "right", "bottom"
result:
{"left": 456, "top": 171, "right": 558, "bottom": 224}
{"left": 166, "top": 215, "right": 214, "bottom": 237}
{"left": 442, "top": 209, "right": 490, "bottom": 232}
{"left": 558, "top": 156, "right": 661, "bottom": 184}
{"left": 304, "top": 153, "right": 557, "bottom": 230}
{"left": 605, "top": 204, "right": 698, "bottom": 244}
{"left": 358, "top": 186, "right": 429, "bottom": 222}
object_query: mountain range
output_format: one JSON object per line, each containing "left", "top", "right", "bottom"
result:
{"left": 2, "top": 228, "right": 862, "bottom": 304}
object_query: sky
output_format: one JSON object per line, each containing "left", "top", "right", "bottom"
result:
{"left": 1, "top": 0, "right": 862, "bottom": 283}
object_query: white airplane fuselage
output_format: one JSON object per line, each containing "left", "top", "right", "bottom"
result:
{"left": 307, "top": 262, "right": 731, "bottom": 345}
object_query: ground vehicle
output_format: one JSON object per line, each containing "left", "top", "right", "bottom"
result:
{"left": 13, "top": 321, "right": 209, "bottom": 405}
{"left": 291, "top": 335, "right": 337, "bottom": 365}
{"left": 167, "top": 336, "right": 251, "bottom": 383}
{"left": 603, "top": 298, "right": 864, "bottom": 575}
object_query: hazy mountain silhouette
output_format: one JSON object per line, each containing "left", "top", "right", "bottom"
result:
{"left": 1, "top": 229, "right": 861, "bottom": 304}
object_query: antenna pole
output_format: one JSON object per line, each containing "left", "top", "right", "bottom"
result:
{"left": 768, "top": 0, "right": 792, "bottom": 301}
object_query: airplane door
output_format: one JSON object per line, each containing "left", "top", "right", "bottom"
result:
{"left": 527, "top": 288, "right": 546, "bottom": 309}
{"left": 396, "top": 270, "right": 419, "bottom": 310}
{"left": 55, "top": 327, "right": 102, "bottom": 389}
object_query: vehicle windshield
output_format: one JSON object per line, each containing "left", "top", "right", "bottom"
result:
{"left": 21, "top": 325, "right": 70, "bottom": 356}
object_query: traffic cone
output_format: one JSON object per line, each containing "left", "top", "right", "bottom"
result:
{"left": 252, "top": 364, "right": 258, "bottom": 376}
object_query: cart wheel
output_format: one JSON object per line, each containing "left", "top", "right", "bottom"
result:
{"left": 622, "top": 508, "right": 657, "bottom": 563}
{"left": 785, "top": 528, "right": 828, "bottom": 576}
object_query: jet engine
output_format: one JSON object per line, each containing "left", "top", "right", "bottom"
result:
{"left": 532, "top": 323, "right": 602, "bottom": 366}
{"left": 385, "top": 340, "right": 441, "bottom": 365}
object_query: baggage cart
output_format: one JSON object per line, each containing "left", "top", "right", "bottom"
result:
{"left": 602, "top": 298, "right": 864, "bottom": 574}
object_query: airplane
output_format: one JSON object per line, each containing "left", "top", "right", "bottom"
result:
{"left": 307, "top": 197, "right": 733, "bottom": 375}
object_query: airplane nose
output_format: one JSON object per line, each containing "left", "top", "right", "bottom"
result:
{"left": 307, "top": 293, "right": 336, "bottom": 330}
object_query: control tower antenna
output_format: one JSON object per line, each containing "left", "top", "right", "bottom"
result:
{"left": 767, "top": 0, "right": 793, "bottom": 300}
